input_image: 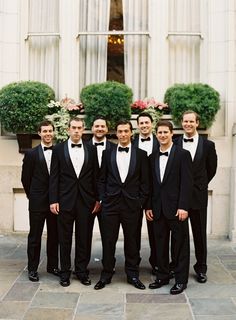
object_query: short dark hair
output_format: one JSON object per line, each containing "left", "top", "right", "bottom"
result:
{"left": 137, "top": 112, "right": 153, "bottom": 123}
{"left": 182, "top": 110, "right": 200, "bottom": 122}
{"left": 37, "top": 120, "right": 54, "bottom": 132}
{"left": 68, "top": 116, "right": 85, "bottom": 128}
{"left": 156, "top": 120, "right": 173, "bottom": 133}
{"left": 115, "top": 119, "right": 133, "bottom": 132}
{"left": 92, "top": 116, "right": 109, "bottom": 127}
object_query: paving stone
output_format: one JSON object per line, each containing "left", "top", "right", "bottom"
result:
{"left": 3, "top": 282, "right": 39, "bottom": 301}
{"left": 126, "top": 293, "right": 186, "bottom": 303}
{"left": 31, "top": 291, "right": 79, "bottom": 308}
{"left": 190, "top": 298, "right": 236, "bottom": 316}
{"left": 23, "top": 307, "right": 73, "bottom": 320}
{"left": 79, "top": 292, "right": 124, "bottom": 304}
{"left": 0, "top": 301, "right": 29, "bottom": 319}
{"left": 195, "top": 316, "right": 236, "bottom": 320}
{"left": 187, "top": 284, "right": 236, "bottom": 298}
{"left": 76, "top": 303, "right": 124, "bottom": 317}
{"left": 126, "top": 303, "right": 192, "bottom": 320}
{"left": 75, "top": 315, "right": 123, "bottom": 320}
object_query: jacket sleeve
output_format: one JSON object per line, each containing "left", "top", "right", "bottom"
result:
{"left": 21, "top": 150, "right": 35, "bottom": 199}
{"left": 139, "top": 150, "right": 150, "bottom": 208}
{"left": 97, "top": 150, "right": 107, "bottom": 201}
{"left": 49, "top": 147, "right": 60, "bottom": 204}
{"left": 206, "top": 141, "right": 217, "bottom": 183}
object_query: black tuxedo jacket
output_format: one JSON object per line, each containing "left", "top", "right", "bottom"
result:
{"left": 133, "top": 133, "right": 159, "bottom": 153}
{"left": 98, "top": 144, "right": 150, "bottom": 213}
{"left": 174, "top": 135, "right": 217, "bottom": 209}
{"left": 148, "top": 145, "right": 193, "bottom": 220}
{"left": 21, "top": 144, "right": 50, "bottom": 212}
{"left": 49, "top": 140, "right": 99, "bottom": 211}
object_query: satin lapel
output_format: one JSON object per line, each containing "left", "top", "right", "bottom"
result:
{"left": 162, "top": 145, "right": 176, "bottom": 184}
{"left": 125, "top": 145, "right": 136, "bottom": 183}
{"left": 154, "top": 152, "right": 161, "bottom": 185}
{"left": 111, "top": 147, "right": 122, "bottom": 183}
{"left": 193, "top": 135, "right": 203, "bottom": 163}
{"left": 38, "top": 145, "right": 49, "bottom": 175}
{"left": 152, "top": 134, "right": 159, "bottom": 152}
{"left": 64, "top": 141, "right": 77, "bottom": 178}
{"left": 79, "top": 143, "right": 88, "bottom": 179}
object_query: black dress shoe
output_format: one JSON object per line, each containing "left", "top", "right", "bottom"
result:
{"left": 94, "top": 279, "right": 111, "bottom": 290}
{"left": 28, "top": 271, "right": 39, "bottom": 282}
{"left": 170, "top": 283, "right": 187, "bottom": 295}
{"left": 60, "top": 277, "right": 70, "bottom": 287}
{"left": 77, "top": 275, "right": 91, "bottom": 286}
{"left": 196, "top": 273, "right": 207, "bottom": 283}
{"left": 127, "top": 277, "right": 146, "bottom": 290}
{"left": 47, "top": 268, "right": 61, "bottom": 277}
{"left": 149, "top": 278, "right": 169, "bottom": 289}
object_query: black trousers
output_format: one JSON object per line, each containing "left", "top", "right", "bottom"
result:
{"left": 153, "top": 214, "right": 190, "bottom": 284}
{"left": 189, "top": 207, "right": 207, "bottom": 274}
{"left": 57, "top": 199, "right": 95, "bottom": 279}
{"left": 100, "top": 209, "right": 140, "bottom": 281}
{"left": 27, "top": 210, "right": 59, "bottom": 272}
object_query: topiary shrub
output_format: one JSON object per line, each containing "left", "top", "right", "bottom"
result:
{"left": 164, "top": 83, "right": 220, "bottom": 128}
{"left": 0, "top": 81, "right": 55, "bottom": 133}
{"left": 80, "top": 81, "right": 133, "bottom": 129}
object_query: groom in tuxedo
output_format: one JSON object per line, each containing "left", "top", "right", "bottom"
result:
{"left": 173, "top": 110, "right": 217, "bottom": 283}
{"left": 94, "top": 119, "right": 150, "bottom": 290}
{"left": 49, "top": 117, "right": 101, "bottom": 287}
{"left": 21, "top": 120, "right": 60, "bottom": 282}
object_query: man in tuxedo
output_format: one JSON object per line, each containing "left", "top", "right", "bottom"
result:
{"left": 94, "top": 119, "right": 149, "bottom": 290}
{"left": 146, "top": 120, "right": 193, "bottom": 294}
{"left": 174, "top": 110, "right": 217, "bottom": 283}
{"left": 21, "top": 120, "right": 60, "bottom": 282}
{"left": 133, "top": 112, "right": 159, "bottom": 274}
{"left": 49, "top": 117, "right": 101, "bottom": 287}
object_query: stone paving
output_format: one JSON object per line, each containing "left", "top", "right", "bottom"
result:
{"left": 0, "top": 233, "right": 236, "bottom": 319}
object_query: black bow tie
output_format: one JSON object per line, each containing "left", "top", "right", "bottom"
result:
{"left": 71, "top": 143, "right": 82, "bottom": 148}
{"left": 141, "top": 137, "right": 151, "bottom": 142}
{"left": 43, "top": 146, "right": 53, "bottom": 151}
{"left": 118, "top": 146, "right": 129, "bottom": 153}
{"left": 183, "top": 138, "right": 194, "bottom": 142}
{"left": 159, "top": 151, "right": 168, "bottom": 157}
{"left": 94, "top": 142, "right": 104, "bottom": 146}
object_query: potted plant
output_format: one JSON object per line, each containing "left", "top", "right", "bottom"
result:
{"left": 80, "top": 81, "right": 133, "bottom": 130}
{"left": 0, "top": 81, "right": 55, "bottom": 152}
{"left": 164, "top": 83, "right": 220, "bottom": 129}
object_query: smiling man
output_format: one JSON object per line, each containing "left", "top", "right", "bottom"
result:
{"left": 21, "top": 120, "right": 60, "bottom": 282}
{"left": 94, "top": 119, "right": 150, "bottom": 290}
{"left": 146, "top": 120, "right": 193, "bottom": 295}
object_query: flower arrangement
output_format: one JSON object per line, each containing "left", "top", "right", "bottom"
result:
{"left": 46, "top": 96, "right": 84, "bottom": 142}
{"left": 131, "top": 97, "right": 168, "bottom": 114}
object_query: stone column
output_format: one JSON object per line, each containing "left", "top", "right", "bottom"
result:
{"left": 230, "top": 123, "right": 236, "bottom": 241}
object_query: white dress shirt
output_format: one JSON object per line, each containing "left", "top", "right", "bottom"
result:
{"left": 41, "top": 143, "right": 52, "bottom": 173}
{"left": 159, "top": 144, "right": 173, "bottom": 182}
{"left": 68, "top": 138, "right": 84, "bottom": 177}
{"left": 138, "top": 134, "right": 153, "bottom": 156}
{"left": 116, "top": 143, "right": 131, "bottom": 183}
{"left": 182, "top": 133, "right": 199, "bottom": 160}
{"left": 92, "top": 137, "right": 106, "bottom": 167}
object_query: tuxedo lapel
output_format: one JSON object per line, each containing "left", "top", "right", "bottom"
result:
{"left": 37, "top": 145, "right": 49, "bottom": 175}
{"left": 125, "top": 146, "right": 136, "bottom": 183}
{"left": 64, "top": 141, "right": 77, "bottom": 178}
{"left": 111, "top": 147, "right": 122, "bottom": 183}
{"left": 154, "top": 152, "right": 161, "bottom": 185}
{"left": 152, "top": 134, "right": 159, "bottom": 153}
{"left": 162, "top": 145, "right": 176, "bottom": 184}
{"left": 79, "top": 142, "right": 88, "bottom": 179}
{"left": 193, "top": 135, "right": 203, "bottom": 163}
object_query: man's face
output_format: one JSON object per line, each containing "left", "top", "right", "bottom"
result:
{"left": 156, "top": 126, "right": 173, "bottom": 148}
{"left": 116, "top": 123, "right": 132, "bottom": 147}
{"left": 182, "top": 113, "right": 199, "bottom": 137}
{"left": 137, "top": 116, "right": 153, "bottom": 137}
{"left": 92, "top": 119, "right": 108, "bottom": 141}
{"left": 38, "top": 125, "right": 54, "bottom": 146}
{"left": 67, "top": 120, "right": 84, "bottom": 143}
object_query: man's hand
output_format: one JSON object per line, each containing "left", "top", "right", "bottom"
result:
{"left": 50, "top": 203, "right": 59, "bottom": 215}
{"left": 92, "top": 201, "right": 101, "bottom": 214}
{"left": 145, "top": 209, "right": 154, "bottom": 221}
{"left": 176, "top": 209, "right": 188, "bottom": 221}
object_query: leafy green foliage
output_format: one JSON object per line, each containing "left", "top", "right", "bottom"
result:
{"left": 0, "top": 81, "right": 55, "bottom": 133}
{"left": 80, "top": 81, "right": 133, "bottom": 129}
{"left": 164, "top": 83, "right": 220, "bottom": 128}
